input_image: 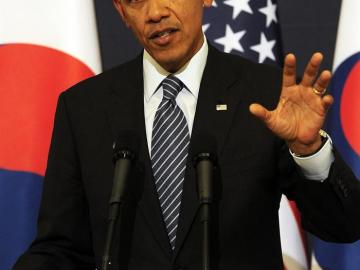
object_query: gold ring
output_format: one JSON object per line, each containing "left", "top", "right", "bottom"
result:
{"left": 312, "top": 87, "right": 326, "bottom": 95}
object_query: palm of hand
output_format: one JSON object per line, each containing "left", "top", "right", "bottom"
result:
{"left": 250, "top": 53, "right": 333, "bottom": 154}
{"left": 269, "top": 83, "right": 326, "bottom": 144}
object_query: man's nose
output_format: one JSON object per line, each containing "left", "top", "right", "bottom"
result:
{"left": 146, "top": 0, "right": 170, "bottom": 23}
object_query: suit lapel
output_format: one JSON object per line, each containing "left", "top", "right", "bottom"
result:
{"left": 104, "top": 55, "right": 173, "bottom": 259}
{"left": 173, "top": 45, "right": 251, "bottom": 258}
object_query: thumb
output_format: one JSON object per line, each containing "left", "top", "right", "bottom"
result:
{"left": 249, "top": 103, "right": 272, "bottom": 124}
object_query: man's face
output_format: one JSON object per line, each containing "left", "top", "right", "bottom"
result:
{"left": 114, "top": 0, "right": 213, "bottom": 72}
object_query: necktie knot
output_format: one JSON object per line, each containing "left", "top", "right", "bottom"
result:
{"left": 162, "top": 75, "right": 184, "bottom": 102}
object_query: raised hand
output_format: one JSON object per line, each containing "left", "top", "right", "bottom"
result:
{"left": 249, "top": 53, "right": 334, "bottom": 156}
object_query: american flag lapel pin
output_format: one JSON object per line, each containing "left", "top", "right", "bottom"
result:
{"left": 216, "top": 104, "right": 227, "bottom": 111}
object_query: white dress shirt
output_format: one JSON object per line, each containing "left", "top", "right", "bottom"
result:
{"left": 143, "top": 39, "right": 334, "bottom": 181}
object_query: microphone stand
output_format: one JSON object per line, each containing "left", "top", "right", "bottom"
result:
{"left": 200, "top": 203, "right": 210, "bottom": 270}
{"left": 102, "top": 204, "right": 120, "bottom": 270}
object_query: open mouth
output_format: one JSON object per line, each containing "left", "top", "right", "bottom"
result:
{"left": 150, "top": 28, "right": 178, "bottom": 40}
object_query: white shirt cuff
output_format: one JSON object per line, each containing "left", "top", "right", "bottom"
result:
{"left": 290, "top": 136, "right": 334, "bottom": 181}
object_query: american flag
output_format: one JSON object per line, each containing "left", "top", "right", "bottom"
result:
{"left": 203, "top": 1, "right": 309, "bottom": 269}
{"left": 203, "top": 0, "right": 282, "bottom": 65}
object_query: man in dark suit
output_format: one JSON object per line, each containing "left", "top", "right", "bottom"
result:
{"left": 14, "top": 0, "right": 360, "bottom": 269}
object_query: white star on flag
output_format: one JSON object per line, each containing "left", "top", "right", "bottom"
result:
{"left": 212, "top": 1, "right": 217, "bottom": 7}
{"left": 215, "top": 25, "right": 246, "bottom": 53}
{"left": 224, "top": 0, "right": 253, "bottom": 20}
{"left": 203, "top": 23, "right": 210, "bottom": 33}
{"left": 250, "top": 32, "right": 276, "bottom": 63}
{"left": 259, "top": 0, "right": 278, "bottom": 27}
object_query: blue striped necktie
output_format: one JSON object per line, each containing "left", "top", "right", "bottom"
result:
{"left": 151, "top": 74, "right": 190, "bottom": 251}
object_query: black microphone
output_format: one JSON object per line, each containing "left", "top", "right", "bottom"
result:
{"left": 192, "top": 134, "right": 217, "bottom": 270}
{"left": 192, "top": 134, "right": 217, "bottom": 204}
{"left": 102, "top": 131, "right": 139, "bottom": 270}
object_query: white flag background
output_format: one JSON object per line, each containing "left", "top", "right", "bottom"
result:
{"left": 0, "top": 1, "right": 101, "bottom": 73}
{"left": 333, "top": 0, "right": 360, "bottom": 71}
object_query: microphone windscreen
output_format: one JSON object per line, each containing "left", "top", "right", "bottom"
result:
{"left": 113, "top": 130, "right": 140, "bottom": 161}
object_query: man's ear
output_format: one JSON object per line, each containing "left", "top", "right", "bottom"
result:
{"left": 203, "top": 0, "right": 213, "bottom": 8}
{"left": 113, "top": 0, "right": 129, "bottom": 27}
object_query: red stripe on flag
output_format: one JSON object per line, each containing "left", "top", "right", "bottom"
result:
{"left": 0, "top": 44, "right": 94, "bottom": 176}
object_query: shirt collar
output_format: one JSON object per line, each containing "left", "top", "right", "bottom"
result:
{"left": 143, "top": 38, "right": 209, "bottom": 102}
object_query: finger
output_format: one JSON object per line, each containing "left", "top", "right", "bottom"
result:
{"left": 322, "top": 94, "right": 334, "bottom": 112}
{"left": 249, "top": 103, "right": 271, "bottom": 124}
{"left": 301, "top": 52, "right": 323, "bottom": 87}
{"left": 283, "top": 53, "right": 297, "bottom": 87}
{"left": 313, "top": 70, "right": 332, "bottom": 94}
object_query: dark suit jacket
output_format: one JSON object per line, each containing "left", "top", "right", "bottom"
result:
{"left": 14, "top": 45, "right": 360, "bottom": 270}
